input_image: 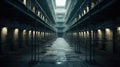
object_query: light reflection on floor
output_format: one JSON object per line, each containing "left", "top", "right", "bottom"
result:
{"left": 43, "top": 38, "right": 73, "bottom": 64}
{"left": 32, "top": 37, "right": 94, "bottom": 67}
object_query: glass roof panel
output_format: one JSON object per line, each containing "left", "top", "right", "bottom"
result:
{"left": 55, "top": 0, "right": 66, "bottom": 7}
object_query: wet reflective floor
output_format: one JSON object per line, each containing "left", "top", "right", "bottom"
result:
{"left": 0, "top": 38, "right": 120, "bottom": 67}
{"left": 30, "top": 38, "right": 98, "bottom": 67}
{"left": 41, "top": 38, "right": 73, "bottom": 63}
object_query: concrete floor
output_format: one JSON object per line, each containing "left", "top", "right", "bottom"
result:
{"left": 0, "top": 38, "right": 120, "bottom": 67}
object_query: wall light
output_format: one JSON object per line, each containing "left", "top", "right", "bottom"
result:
{"left": 98, "top": 29, "right": 102, "bottom": 40}
{"left": 23, "top": 29, "right": 26, "bottom": 35}
{"left": 84, "top": 10, "right": 86, "bottom": 15}
{"left": 23, "top": 0, "right": 27, "bottom": 5}
{"left": 1, "top": 27, "right": 7, "bottom": 41}
{"left": 29, "top": 30, "right": 31, "bottom": 36}
{"left": 91, "top": 2, "right": 95, "bottom": 8}
{"left": 14, "top": 28, "right": 19, "bottom": 40}
{"left": 37, "top": 11, "right": 40, "bottom": 16}
{"left": 79, "top": 14, "right": 81, "bottom": 19}
{"left": 32, "top": 7, "right": 35, "bottom": 13}
{"left": 87, "top": 31, "right": 89, "bottom": 35}
{"left": 29, "top": 30, "right": 31, "bottom": 34}
{"left": 83, "top": 31, "right": 86, "bottom": 38}
{"left": 98, "top": 29, "right": 101, "bottom": 32}
{"left": 33, "top": 31, "right": 35, "bottom": 36}
{"left": 2, "top": 27, "right": 7, "bottom": 35}
{"left": 14, "top": 28, "right": 19, "bottom": 34}
{"left": 81, "top": 32, "right": 83, "bottom": 37}
{"left": 79, "top": 32, "right": 81, "bottom": 36}
{"left": 105, "top": 28, "right": 110, "bottom": 32}
{"left": 87, "top": 6, "right": 89, "bottom": 12}
{"left": 105, "top": 28, "right": 112, "bottom": 40}
{"left": 43, "top": 16, "right": 45, "bottom": 21}
{"left": 23, "top": 29, "right": 26, "bottom": 39}
{"left": 117, "top": 27, "right": 120, "bottom": 31}
{"left": 91, "top": 30, "right": 93, "bottom": 37}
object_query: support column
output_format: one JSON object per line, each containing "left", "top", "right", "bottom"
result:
{"left": 92, "top": 29, "right": 96, "bottom": 62}
{"left": 7, "top": 27, "right": 15, "bottom": 51}
{"left": 18, "top": 28, "right": 23, "bottom": 48}
{"left": 112, "top": 27, "right": 117, "bottom": 53}
{"left": 102, "top": 29, "right": 106, "bottom": 51}
{"left": 34, "top": 30, "right": 37, "bottom": 61}
{"left": 1, "top": 27, "right": 8, "bottom": 53}
{"left": 13, "top": 28, "right": 19, "bottom": 51}
{"left": 31, "top": 30, "right": 34, "bottom": 61}
{"left": 85, "top": 31, "right": 88, "bottom": 61}
{"left": 88, "top": 30, "right": 92, "bottom": 62}
{"left": 0, "top": 26, "right": 2, "bottom": 53}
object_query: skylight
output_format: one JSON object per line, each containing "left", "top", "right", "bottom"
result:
{"left": 55, "top": 0, "right": 66, "bottom": 7}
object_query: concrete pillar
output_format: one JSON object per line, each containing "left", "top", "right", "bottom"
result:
{"left": 33, "top": 30, "right": 37, "bottom": 61}
{"left": 18, "top": 28, "right": 23, "bottom": 48}
{"left": 116, "top": 27, "right": 120, "bottom": 54}
{"left": 92, "top": 29, "right": 97, "bottom": 62}
{"left": 28, "top": 30, "right": 32, "bottom": 47}
{"left": 26, "top": 30, "right": 29, "bottom": 47}
{"left": 0, "top": 26, "right": 2, "bottom": 53}
{"left": 101, "top": 29, "right": 106, "bottom": 50}
{"left": 97, "top": 29, "right": 103, "bottom": 49}
{"left": 112, "top": 27, "right": 117, "bottom": 53}
{"left": 7, "top": 27, "right": 15, "bottom": 51}
{"left": 84, "top": 31, "right": 88, "bottom": 61}
{"left": 105, "top": 28, "right": 113, "bottom": 53}
{"left": 1, "top": 27, "right": 8, "bottom": 52}
{"left": 89, "top": 30, "right": 92, "bottom": 62}
{"left": 13, "top": 28, "right": 19, "bottom": 50}
{"left": 22, "top": 29, "right": 27, "bottom": 48}
{"left": 31, "top": 30, "right": 34, "bottom": 61}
